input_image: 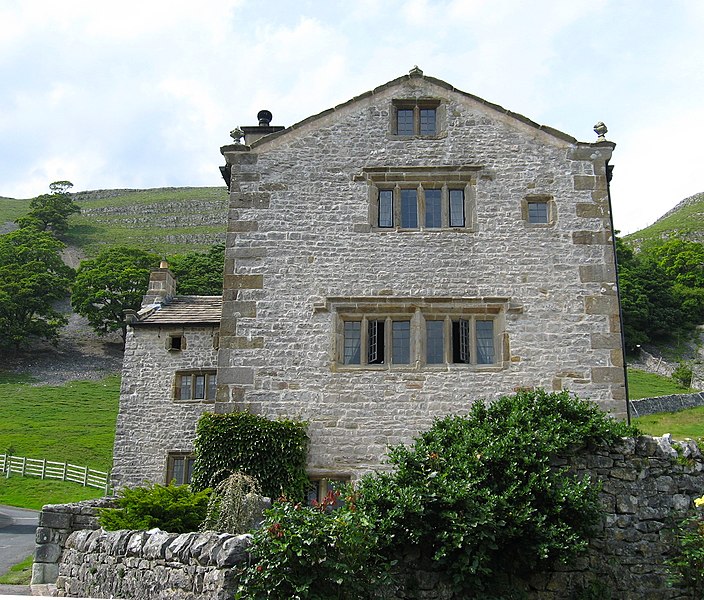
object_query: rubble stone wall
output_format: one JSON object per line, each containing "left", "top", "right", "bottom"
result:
{"left": 51, "top": 436, "right": 704, "bottom": 599}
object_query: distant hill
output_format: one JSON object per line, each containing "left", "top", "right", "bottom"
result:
{"left": 625, "top": 192, "right": 704, "bottom": 248}
{"left": 0, "top": 186, "right": 229, "bottom": 258}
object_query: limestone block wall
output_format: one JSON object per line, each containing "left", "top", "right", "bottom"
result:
{"left": 112, "top": 324, "right": 219, "bottom": 489}
{"left": 630, "top": 392, "right": 704, "bottom": 417}
{"left": 32, "top": 498, "right": 113, "bottom": 586}
{"left": 50, "top": 436, "right": 704, "bottom": 599}
{"left": 55, "top": 528, "right": 250, "bottom": 600}
{"left": 218, "top": 73, "right": 626, "bottom": 478}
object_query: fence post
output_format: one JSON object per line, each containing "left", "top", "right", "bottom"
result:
{"left": 105, "top": 470, "right": 111, "bottom": 495}
{"left": 21, "top": 456, "right": 26, "bottom": 477}
{"left": 41, "top": 458, "right": 46, "bottom": 480}
{"left": 4, "top": 454, "right": 9, "bottom": 479}
{"left": 83, "top": 466, "right": 88, "bottom": 487}
{"left": 62, "top": 461, "right": 67, "bottom": 481}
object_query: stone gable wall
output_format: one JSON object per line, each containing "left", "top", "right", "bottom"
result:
{"left": 49, "top": 436, "right": 704, "bottom": 600}
{"left": 112, "top": 324, "right": 219, "bottom": 489}
{"left": 218, "top": 75, "right": 625, "bottom": 479}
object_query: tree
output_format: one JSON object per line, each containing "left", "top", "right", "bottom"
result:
{"left": 71, "top": 247, "right": 158, "bottom": 344}
{"left": 167, "top": 244, "right": 225, "bottom": 295}
{"left": 0, "top": 228, "right": 74, "bottom": 350}
{"left": 15, "top": 180, "right": 80, "bottom": 236}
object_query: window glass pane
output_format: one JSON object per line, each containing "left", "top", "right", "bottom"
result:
{"left": 207, "top": 374, "right": 217, "bottom": 400}
{"left": 400, "top": 189, "right": 418, "bottom": 228}
{"left": 397, "top": 109, "right": 414, "bottom": 136}
{"left": 426, "top": 320, "right": 444, "bottom": 364}
{"left": 344, "top": 321, "right": 361, "bottom": 364}
{"left": 476, "top": 320, "right": 495, "bottom": 364}
{"left": 185, "top": 457, "right": 194, "bottom": 484}
{"left": 419, "top": 108, "right": 436, "bottom": 135}
{"left": 194, "top": 374, "right": 206, "bottom": 399}
{"left": 425, "top": 189, "right": 442, "bottom": 228}
{"left": 449, "top": 190, "right": 465, "bottom": 227}
{"left": 528, "top": 201, "right": 549, "bottom": 224}
{"left": 451, "top": 319, "right": 471, "bottom": 364}
{"left": 378, "top": 190, "right": 393, "bottom": 228}
{"left": 392, "top": 321, "right": 411, "bottom": 364}
{"left": 179, "top": 375, "right": 192, "bottom": 400}
{"left": 368, "top": 320, "right": 385, "bottom": 364}
{"left": 171, "top": 457, "right": 184, "bottom": 485}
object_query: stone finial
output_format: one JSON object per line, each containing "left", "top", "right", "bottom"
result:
{"left": 409, "top": 65, "right": 423, "bottom": 78}
{"left": 230, "top": 127, "right": 245, "bottom": 144}
{"left": 594, "top": 122, "right": 608, "bottom": 142}
{"left": 257, "top": 110, "right": 273, "bottom": 126}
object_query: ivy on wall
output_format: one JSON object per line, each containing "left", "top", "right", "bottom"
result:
{"left": 190, "top": 412, "right": 309, "bottom": 501}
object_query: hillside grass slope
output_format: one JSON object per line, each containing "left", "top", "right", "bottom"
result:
{"left": 625, "top": 191, "right": 704, "bottom": 247}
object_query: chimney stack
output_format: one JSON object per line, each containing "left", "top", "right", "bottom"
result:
{"left": 142, "top": 262, "right": 177, "bottom": 307}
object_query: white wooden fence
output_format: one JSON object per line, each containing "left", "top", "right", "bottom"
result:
{"left": 0, "top": 454, "right": 111, "bottom": 495}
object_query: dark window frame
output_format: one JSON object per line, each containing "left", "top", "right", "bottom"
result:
{"left": 166, "top": 452, "right": 195, "bottom": 485}
{"left": 392, "top": 99, "right": 441, "bottom": 137}
{"left": 174, "top": 370, "right": 217, "bottom": 402}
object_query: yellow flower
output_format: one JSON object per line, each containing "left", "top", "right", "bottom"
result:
{"left": 694, "top": 496, "right": 704, "bottom": 508}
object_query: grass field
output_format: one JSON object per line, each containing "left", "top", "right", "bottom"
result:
{"left": 634, "top": 406, "right": 704, "bottom": 441}
{"left": 0, "top": 555, "right": 32, "bottom": 585}
{"left": 0, "top": 373, "right": 119, "bottom": 509}
{"left": 627, "top": 367, "right": 695, "bottom": 400}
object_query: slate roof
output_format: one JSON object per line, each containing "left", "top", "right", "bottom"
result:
{"left": 136, "top": 296, "right": 222, "bottom": 325}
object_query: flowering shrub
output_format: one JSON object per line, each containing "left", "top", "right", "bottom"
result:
{"left": 235, "top": 488, "right": 393, "bottom": 600}
{"left": 667, "top": 495, "right": 704, "bottom": 596}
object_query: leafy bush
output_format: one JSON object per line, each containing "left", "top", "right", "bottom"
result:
{"left": 98, "top": 482, "right": 210, "bottom": 533}
{"left": 201, "top": 471, "right": 264, "bottom": 534}
{"left": 235, "top": 488, "right": 393, "bottom": 600}
{"left": 191, "top": 412, "right": 309, "bottom": 501}
{"left": 667, "top": 496, "right": 704, "bottom": 596}
{"left": 672, "top": 362, "right": 694, "bottom": 388}
{"left": 234, "top": 390, "right": 638, "bottom": 599}
{"left": 357, "top": 389, "right": 638, "bottom": 597}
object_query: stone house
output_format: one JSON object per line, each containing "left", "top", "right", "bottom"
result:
{"left": 112, "top": 68, "right": 625, "bottom": 493}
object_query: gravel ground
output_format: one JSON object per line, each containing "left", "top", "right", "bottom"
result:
{"left": 0, "top": 302, "right": 123, "bottom": 386}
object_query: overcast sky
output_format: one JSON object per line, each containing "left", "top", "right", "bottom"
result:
{"left": 1, "top": 0, "right": 702, "bottom": 234}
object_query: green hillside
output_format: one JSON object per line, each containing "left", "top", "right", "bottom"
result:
{"left": 625, "top": 192, "right": 704, "bottom": 248}
{"left": 1, "top": 186, "right": 229, "bottom": 257}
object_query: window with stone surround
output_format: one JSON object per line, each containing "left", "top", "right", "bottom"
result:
{"left": 330, "top": 297, "right": 507, "bottom": 369}
{"left": 306, "top": 475, "right": 351, "bottom": 507}
{"left": 522, "top": 195, "right": 555, "bottom": 226}
{"left": 174, "top": 370, "right": 217, "bottom": 402}
{"left": 359, "top": 166, "right": 478, "bottom": 231}
{"left": 166, "top": 452, "right": 195, "bottom": 485}
{"left": 167, "top": 334, "right": 186, "bottom": 351}
{"left": 392, "top": 99, "right": 441, "bottom": 137}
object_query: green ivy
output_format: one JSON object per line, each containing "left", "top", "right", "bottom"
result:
{"left": 98, "top": 482, "right": 210, "bottom": 533}
{"left": 190, "top": 412, "right": 309, "bottom": 501}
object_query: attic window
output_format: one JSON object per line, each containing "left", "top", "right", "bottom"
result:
{"left": 392, "top": 99, "right": 441, "bottom": 137}
{"left": 167, "top": 335, "right": 186, "bottom": 351}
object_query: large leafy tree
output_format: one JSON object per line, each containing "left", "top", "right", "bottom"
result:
{"left": 167, "top": 244, "right": 225, "bottom": 295}
{"left": 15, "top": 181, "right": 81, "bottom": 236}
{"left": 0, "top": 228, "right": 74, "bottom": 350}
{"left": 71, "top": 247, "right": 159, "bottom": 344}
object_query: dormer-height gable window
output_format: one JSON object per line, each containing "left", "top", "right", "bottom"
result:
{"left": 392, "top": 99, "right": 441, "bottom": 137}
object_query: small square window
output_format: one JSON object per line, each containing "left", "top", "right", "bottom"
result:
{"left": 527, "top": 201, "right": 549, "bottom": 224}
{"left": 166, "top": 453, "right": 195, "bottom": 485}
{"left": 419, "top": 108, "right": 436, "bottom": 136}
{"left": 393, "top": 100, "right": 440, "bottom": 137}
{"left": 167, "top": 335, "right": 185, "bottom": 351}
{"left": 397, "top": 109, "right": 415, "bottom": 136}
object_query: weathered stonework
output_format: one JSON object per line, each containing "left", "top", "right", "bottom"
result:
{"left": 52, "top": 437, "right": 704, "bottom": 599}
{"left": 216, "top": 70, "right": 626, "bottom": 480}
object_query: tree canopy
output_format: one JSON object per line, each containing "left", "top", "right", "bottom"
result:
{"left": 71, "top": 247, "right": 159, "bottom": 343}
{"left": 15, "top": 181, "right": 80, "bottom": 236}
{"left": 617, "top": 236, "right": 704, "bottom": 352}
{"left": 0, "top": 228, "right": 74, "bottom": 350}
{"left": 167, "top": 244, "right": 225, "bottom": 295}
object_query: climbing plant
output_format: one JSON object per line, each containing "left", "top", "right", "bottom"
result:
{"left": 190, "top": 412, "right": 309, "bottom": 501}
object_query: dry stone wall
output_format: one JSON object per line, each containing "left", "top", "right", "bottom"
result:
{"left": 51, "top": 436, "right": 704, "bottom": 599}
